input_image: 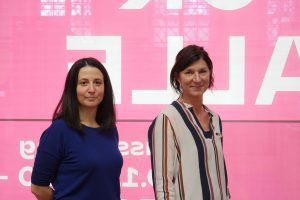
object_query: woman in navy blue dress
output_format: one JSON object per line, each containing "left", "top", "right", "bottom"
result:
{"left": 31, "top": 57, "right": 123, "bottom": 200}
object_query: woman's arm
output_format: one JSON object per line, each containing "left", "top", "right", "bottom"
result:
{"left": 31, "top": 184, "right": 54, "bottom": 200}
{"left": 149, "top": 114, "right": 177, "bottom": 200}
{"left": 31, "top": 126, "right": 62, "bottom": 200}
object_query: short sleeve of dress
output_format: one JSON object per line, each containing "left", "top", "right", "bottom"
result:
{"left": 31, "top": 122, "right": 65, "bottom": 186}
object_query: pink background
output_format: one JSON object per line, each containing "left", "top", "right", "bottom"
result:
{"left": 0, "top": 0, "right": 300, "bottom": 199}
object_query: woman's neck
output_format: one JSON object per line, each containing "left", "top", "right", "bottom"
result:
{"left": 179, "top": 95, "right": 209, "bottom": 131}
{"left": 179, "top": 95, "right": 204, "bottom": 112}
{"left": 79, "top": 108, "right": 99, "bottom": 127}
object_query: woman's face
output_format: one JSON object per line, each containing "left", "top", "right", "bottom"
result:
{"left": 76, "top": 66, "right": 104, "bottom": 111}
{"left": 177, "top": 58, "right": 210, "bottom": 100}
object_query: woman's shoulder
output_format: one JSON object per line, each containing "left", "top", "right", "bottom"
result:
{"left": 160, "top": 100, "right": 183, "bottom": 115}
{"left": 153, "top": 101, "right": 180, "bottom": 122}
{"left": 41, "top": 119, "right": 71, "bottom": 139}
{"left": 38, "top": 119, "right": 66, "bottom": 144}
{"left": 48, "top": 118, "right": 69, "bottom": 130}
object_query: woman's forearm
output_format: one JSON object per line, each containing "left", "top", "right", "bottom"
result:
{"left": 31, "top": 184, "right": 53, "bottom": 200}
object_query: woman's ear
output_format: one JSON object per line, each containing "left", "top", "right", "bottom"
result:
{"left": 174, "top": 72, "right": 179, "bottom": 82}
{"left": 173, "top": 72, "right": 182, "bottom": 92}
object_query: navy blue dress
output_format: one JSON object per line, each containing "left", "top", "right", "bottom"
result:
{"left": 31, "top": 119, "right": 123, "bottom": 200}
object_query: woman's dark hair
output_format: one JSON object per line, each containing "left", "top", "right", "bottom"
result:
{"left": 170, "top": 45, "right": 214, "bottom": 93}
{"left": 53, "top": 57, "right": 116, "bottom": 132}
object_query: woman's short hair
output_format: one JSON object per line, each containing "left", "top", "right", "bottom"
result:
{"left": 170, "top": 45, "right": 214, "bottom": 93}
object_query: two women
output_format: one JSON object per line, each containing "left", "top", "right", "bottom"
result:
{"left": 31, "top": 45, "right": 230, "bottom": 200}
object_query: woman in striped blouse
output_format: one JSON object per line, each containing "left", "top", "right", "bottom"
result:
{"left": 148, "top": 45, "right": 230, "bottom": 200}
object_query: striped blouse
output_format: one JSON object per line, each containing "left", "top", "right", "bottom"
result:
{"left": 148, "top": 100, "right": 230, "bottom": 200}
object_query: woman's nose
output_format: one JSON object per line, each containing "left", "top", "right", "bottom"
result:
{"left": 88, "top": 84, "right": 96, "bottom": 92}
{"left": 193, "top": 73, "right": 200, "bottom": 81}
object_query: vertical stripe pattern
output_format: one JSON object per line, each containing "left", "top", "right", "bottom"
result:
{"left": 148, "top": 100, "right": 230, "bottom": 200}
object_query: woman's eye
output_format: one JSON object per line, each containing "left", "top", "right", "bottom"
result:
{"left": 185, "top": 71, "right": 193, "bottom": 74}
{"left": 200, "top": 70, "right": 208, "bottom": 73}
{"left": 79, "top": 81, "right": 88, "bottom": 86}
{"left": 95, "top": 81, "right": 102, "bottom": 85}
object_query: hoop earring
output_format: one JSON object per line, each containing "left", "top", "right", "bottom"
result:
{"left": 179, "top": 82, "right": 183, "bottom": 94}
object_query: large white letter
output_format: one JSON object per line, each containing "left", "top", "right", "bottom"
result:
{"left": 120, "top": 0, "right": 251, "bottom": 10}
{"left": 120, "top": 0, "right": 182, "bottom": 9}
{"left": 167, "top": 0, "right": 182, "bottom": 9}
{"left": 120, "top": 0, "right": 150, "bottom": 9}
{"left": 132, "top": 36, "right": 182, "bottom": 104}
{"left": 204, "top": 36, "right": 245, "bottom": 104}
{"left": 19, "top": 166, "right": 32, "bottom": 186}
{"left": 206, "top": 0, "right": 252, "bottom": 10}
{"left": 67, "top": 36, "right": 122, "bottom": 104}
{"left": 256, "top": 36, "right": 300, "bottom": 105}
{"left": 20, "top": 140, "right": 35, "bottom": 160}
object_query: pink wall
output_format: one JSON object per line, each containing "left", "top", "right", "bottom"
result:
{"left": 0, "top": 0, "right": 299, "bottom": 199}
